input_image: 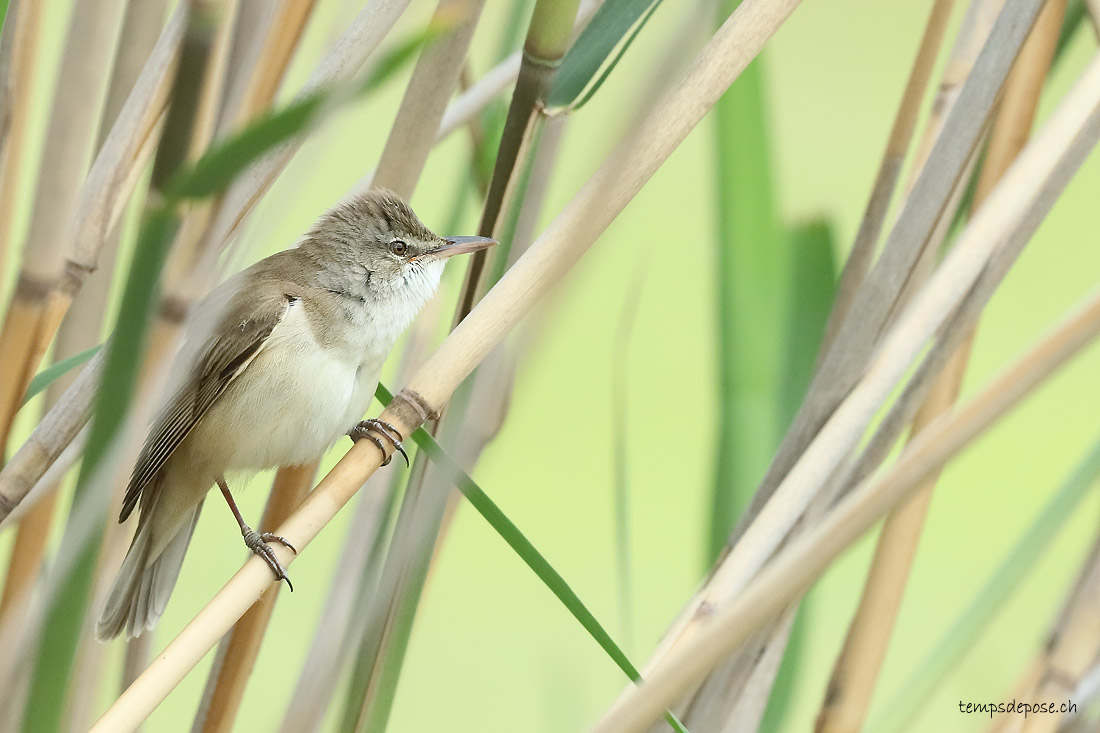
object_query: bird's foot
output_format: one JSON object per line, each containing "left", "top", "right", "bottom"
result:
{"left": 348, "top": 419, "right": 409, "bottom": 467}
{"left": 242, "top": 528, "right": 297, "bottom": 591}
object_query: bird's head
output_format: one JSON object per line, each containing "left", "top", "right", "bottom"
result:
{"left": 301, "top": 188, "right": 495, "bottom": 306}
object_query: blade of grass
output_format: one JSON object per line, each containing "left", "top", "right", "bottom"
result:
{"left": 569, "top": 0, "right": 665, "bottom": 111}
{"left": 21, "top": 345, "right": 100, "bottom": 407}
{"left": 375, "top": 386, "right": 688, "bottom": 733}
{"left": 756, "top": 221, "right": 836, "bottom": 732}
{"left": 678, "top": 221, "right": 835, "bottom": 729}
{"left": 612, "top": 270, "right": 643, "bottom": 650}
{"left": 22, "top": 5, "right": 225, "bottom": 726}
{"left": 0, "top": 0, "right": 10, "bottom": 45}
{"left": 547, "top": 0, "right": 665, "bottom": 109}
{"left": 706, "top": 0, "right": 784, "bottom": 564}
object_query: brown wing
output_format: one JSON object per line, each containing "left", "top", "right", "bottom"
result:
{"left": 119, "top": 288, "right": 295, "bottom": 522}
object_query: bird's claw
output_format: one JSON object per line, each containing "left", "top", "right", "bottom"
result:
{"left": 243, "top": 528, "right": 295, "bottom": 591}
{"left": 348, "top": 419, "right": 409, "bottom": 467}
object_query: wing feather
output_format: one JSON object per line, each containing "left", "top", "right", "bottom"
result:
{"left": 119, "top": 290, "right": 294, "bottom": 522}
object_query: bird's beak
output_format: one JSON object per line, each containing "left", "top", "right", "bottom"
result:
{"left": 424, "top": 235, "right": 497, "bottom": 260}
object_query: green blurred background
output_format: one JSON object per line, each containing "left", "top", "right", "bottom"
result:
{"left": 3, "top": 0, "right": 1100, "bottom": 730}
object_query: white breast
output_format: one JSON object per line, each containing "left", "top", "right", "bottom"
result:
{"left": 195, "top": 301, "right": 388, "bottom": 471}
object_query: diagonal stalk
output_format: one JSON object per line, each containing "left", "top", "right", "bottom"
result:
{"left": 819, "top": 0, "right": 956, "bottom": 352}
{"left": 816, "top": 2, "right": 1067, "bottom": 730}
{"left": 193, "top": 463, "right": 316, "bottom": 733}
{"left": 630, "top": 0, "right": 1049, "bottom": 683}
{"left": 592, "top": 276, "right": 1100, "bottom": 732}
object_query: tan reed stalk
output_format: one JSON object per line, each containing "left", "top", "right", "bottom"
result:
{"left": 1088, "top": 0, "right": 1100, "bottom": 35}
{"left": 230, "top": 0, "right": 318, "bottom": 125}
{"left": 0, "top": 0, "right": 44, "bottom": 287}
{"left": 593, "top": 277, "right": 1100, "bottom": 733}
{"left": 0, "top": 0, "right": 173, "bottom": 633}
{"left": 987, "top": 535, "right": 1100, "bottom": 733}
{"left": 194, "top": 463, "right": 315, "bottom": 733}
{"left": 201, "top": 0, "right": 413, "bottom": 255}
{"left": 156, "top": 0, "right": 240, "bottom": 294}
{"left": 816, "top": 4, "right": 1067, "bottom": 731}
{"left": 88, "top": 1, "right": 805, "bottom": 727}
{"left": 0, "top": 4, "right": 186, "bottom": 530}
{"left": 0, "top": 0, "right": 19, "bottom": 167}
{"left": 626, "top": 0, "right": 1048, "bottom": 688}
{"left": 0, "top": 0, "right": 126, "bottom": 462}
{"left": 0, "top": 351, "right": 104, "bottom": 525}
{"left": 819, "top": 0, "right": 955, "bottom": 352}
{"left": 370, "top": 0, "right": 487, "bottom": 197}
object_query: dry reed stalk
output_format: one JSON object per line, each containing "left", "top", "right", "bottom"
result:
{"left": 725, "top": 0, "right": 1008, "bottom": 569}
{"left": 629, "top": 0, "right": 1047, "bottom": 686}
{"left": 370, "top": 0, "right": 487, "bottom": 198}
{"left": 0, "top": 428, "right": 87, "bottom": 530}
{"left": 158, "top": 0, "right": 240, "bottom": 291}
{"left": 0, "top": 0, "right": 173, "bottom": 632}
{"left": 819, "top": 0, "right": 956, "bottom": 351}
{"left": 229, "top": 0, "right": 318, "bottom": 125}
{"left": 69, "top": 6, "right": 186, "bottom": 276}
{"left": 201, "top": 0, "right": 412, "bottom": 256}
{"left": 0, "top": 0, "right": 20, "bottom": 167}
{"left": 987, "top": 536, "right": 1100, "bottom": 733}
{"left": 0, "top": 5, "right": 185, "bottom": 538}
{"left": 194, "top": 463, "right": 315, "bottom": 733}
{"left": 1088, "top": 0, "right": 1100, "bottom": 35}
{"left": 0, "top": 0, "right": 44, "bottom": 286}
{"left": 0, "top": 0, "right": 126, "bottom": 463}
{"left": 215, "top": 0, "right": 274, "bottom": 126}
{"left": 591, "top": 274, "right": 1100, "bottom": 733}
{"left": 89, "top": 1, "right": 805, "bottom": 727}
{"left": 0, "top": 351, "right": 104, "bottom": 524}
{"left": 816, "top": 3, "right": 1066, "bottom": 730}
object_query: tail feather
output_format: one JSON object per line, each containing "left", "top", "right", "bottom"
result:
{"left": 96, "top": 502, "right": 203, "bottom": 640}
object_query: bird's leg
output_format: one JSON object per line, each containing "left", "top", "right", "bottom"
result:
{"left": 348, "top": 418, "right": 409, "bottom": 467}
{"left": 217, "top": 477, "right": 297, "bottom": 591}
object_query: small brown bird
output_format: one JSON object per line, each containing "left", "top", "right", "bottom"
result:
{"left": 97, "top": 189, "right": 494, "bottom": 640}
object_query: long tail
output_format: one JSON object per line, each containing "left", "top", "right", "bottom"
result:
{"left": 96, "top": 501, "right": 203, "bottom": 640}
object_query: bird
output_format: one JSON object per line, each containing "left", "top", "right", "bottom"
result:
{"left": 96, "top": 188, "right": 494, "bottom": 640}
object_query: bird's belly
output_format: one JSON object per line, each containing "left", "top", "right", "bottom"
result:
{"left": 192, "top": 336, "right": 380, "bottom": 472}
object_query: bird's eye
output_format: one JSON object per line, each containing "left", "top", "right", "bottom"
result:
{"left": 390, "top": 240, "right": 408, "bottom": 257}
